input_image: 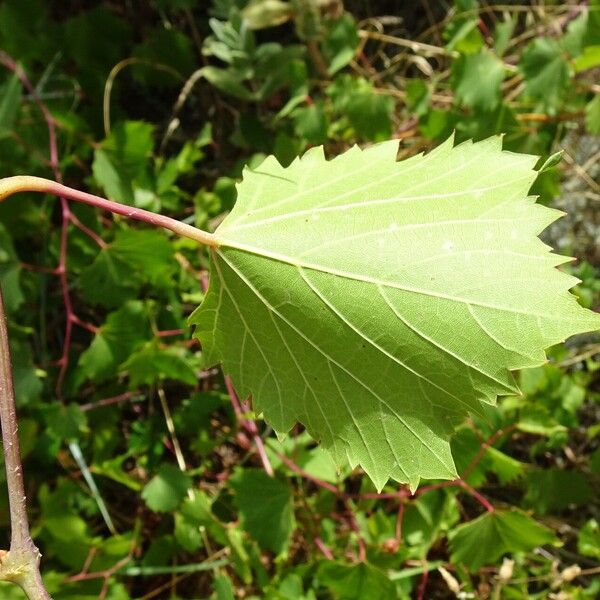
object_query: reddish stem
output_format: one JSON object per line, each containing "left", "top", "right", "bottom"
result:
{"left": 79, "top": 391, "right": 140, "bottom": 412}
{"left": 416, "top": 561, "right": 429, "bottom": 600}
{"left": 314, "top": 536, "right": 334, "bottom": 560}
{"left": 68, "top": 213, "right": 107, "bottom": 249}
{"left": 69, "top": 314, "right": 98, "bottom": 334}
{"left": 361, "top": 489, "right": 409, "bottom": 501}
{"left": 461, "top": 424, "right": 517, "bottom": 481}
{"left": 415, "top": 478, "right": 494, "bottom": 513}
{"left": 0, "top": 177, "right": 217, "bottom": 247}
{"left": 413, "top": 480, "right": 455, "bottom": 496}
{"left": 457, "top": 479, "right": 494, "bottom": 513}
{"left": 225, "top": 377, "right": 274, "bottom": 477}
{"left": 395, "top": 499, "right": 405, "bottom": 543}
{"left": 0, "top": 51, "right": 72, "bottom": 394}
{"left": 156, "top": 329, "right": 186, "bottom": 338}
{"left": 276, "top": 452, "right": 340, "bottom": 495}
{"left": 345, "top": 504, "right": 366, "bottom": 562}
{"left": 0, "top": 53, "right": 105, "bottom": 394}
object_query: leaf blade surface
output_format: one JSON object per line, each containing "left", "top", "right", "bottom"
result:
{"left": 191, "top": 136, "right": 600, "bottom": 490}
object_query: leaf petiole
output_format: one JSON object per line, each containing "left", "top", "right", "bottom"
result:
{"left": 0, "top": 176, "right": 219, "bottom": 248}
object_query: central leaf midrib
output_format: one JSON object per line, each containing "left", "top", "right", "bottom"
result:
{"left": 211, "top": 241, "right": 572, "bottom": 322}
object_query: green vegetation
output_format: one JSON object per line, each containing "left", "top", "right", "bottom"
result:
{"left": 0, "top": 1, "right": 599, "bottom": 598}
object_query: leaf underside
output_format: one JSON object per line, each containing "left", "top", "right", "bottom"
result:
{"left": 190, "top": 136, "right": 600, "bottom": 491}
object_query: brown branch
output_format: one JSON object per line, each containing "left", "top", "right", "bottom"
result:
{"left": 0, "top": 287, "right": 51, "bottom": 599}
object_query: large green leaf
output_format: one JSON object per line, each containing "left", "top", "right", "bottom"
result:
{"left": 190, "top": 136, "right": 600, "bottom": 490}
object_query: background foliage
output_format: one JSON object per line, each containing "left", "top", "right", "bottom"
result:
{"left": 0, "top": 0, "right": 599, "bottom": 598}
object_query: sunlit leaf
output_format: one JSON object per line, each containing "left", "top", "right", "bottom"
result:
{"left": 191, "top": 136, "right": 600, "bottom": 491}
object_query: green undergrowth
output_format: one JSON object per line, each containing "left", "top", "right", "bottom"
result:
{"left": 0, "top": 1, "right": 599, "bottom": 598}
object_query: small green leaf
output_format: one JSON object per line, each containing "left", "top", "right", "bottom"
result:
{"left": 175, "top": 492, "right": 227, "bottom": 552}
{"left": 242, "top": 0, "right": 293, "bottom": 30}
{"left": 590, "top": 448, "right": 600, "bottom": 474}
{"left": 92, "top": 121, "right": 155, "bottom": 203}
{"left": 452, "top": 49, "right": 505, "bottom": 112}
{"left": 80, "top": 229, "right": 175, "bottom": 307}
{"left": 538, "top": 150, "right": 563, "bottom": 173}
{"left": 516, "top": 408, "right": 567, "bottom": 436}
{"left": 494, "top": 17, "right": 516, "bottom": 57}
{"left": 317, "top": 562, "right": 396, "bottom": 599}
{"left": 402, "top": 491, "right": 460, "bottom": 555}
{"left": 420, "top": 108, "right": 454, "bottom": 140}
{"left": 201, "top": 66, "right": 254, "bottom": 101}
{"left": 578, "top": 519, "right": 600, "bottom": 559}
{"left": 327, "top": 75, "right": 394, "bottom": 141}
{"left": 230, "top": 469, "right": 294, "bottom": 554}
{"left": 124, "top": 343, "right": 197, "bottom": 387}
{"left": 573, "top": 45, "right": 600, "bottom": 72}
{"left": 7, "top": 331, "right": 43, "bottom": 404}
{"left": 293, "top": 102, "right": 328, "bottom": 145}
{"left": 77, "top": 301, "right": 152, "bottom": 384}
{"left": 519, "top": 38, "right": 570, "bottom": 113}
{"left": 180, "top": 493, "right": 228, "bottom": 546}
{"left": 344, "top": 91, "right": 393, "bottom": 141}
{"left": 213, "top": 572, "right": 236, "bottom": 600}
{"left": 580, "top": 0, "right": 600, "bottom": 47}
{"left": 484, "top": 447, "right": 524, "bottom": 484}
{"left": 45, "top": 403, "right": 88, "bottom": 443}
{"left": 406, "top": 79, "right": 430, "bottom": 117}
{"left": 445, "top": 18, "right": 483, "bottom": 55}
{"left": 448, "top": 509, "right": 556, "bottom": 570}
{"left": 561, "top": 10, "right": 590, "bottom": 57}
{"left": 0, "top": 221, "right": 24, "bottom": 312}
{"left": 322, "top": 13, "right": 359, "bottom": 75}
{"left": 585, "top": 94, "right": 600, "bottom": 135}
{"left": 294, "top": 446, "right": 341, "bottom": 484}
{"left": 142, "top": 464, "right": 191, "bottom": 513}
